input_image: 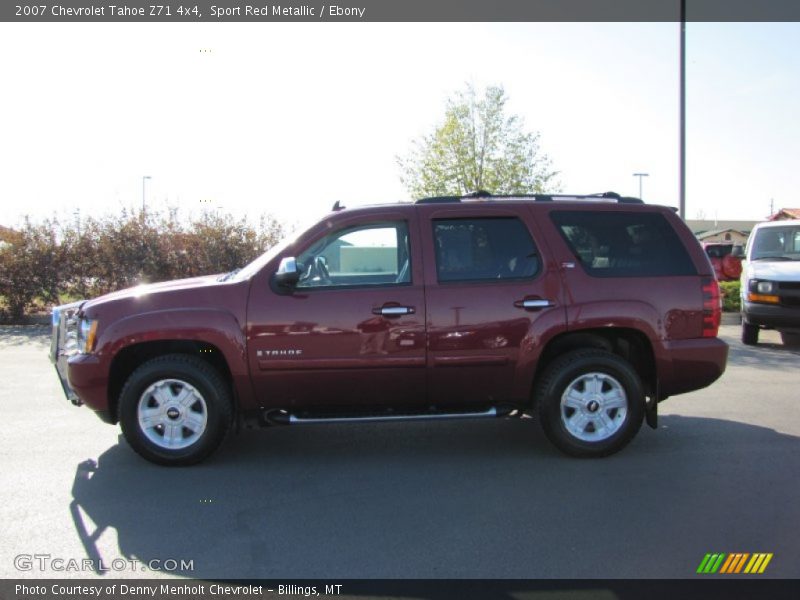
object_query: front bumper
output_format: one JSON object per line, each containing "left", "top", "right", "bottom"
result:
{"left": 51, "top": 302, "right": 114, "bottom": 422}
{"left": 743, "top": 301, "right": 800, "bottom": 332}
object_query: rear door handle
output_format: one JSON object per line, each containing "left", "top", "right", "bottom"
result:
{"left": 372, "top": 305, "right": 416, "bottom": 316}
{"left": 514, "top": 298, "right": 554, "bottom": 310}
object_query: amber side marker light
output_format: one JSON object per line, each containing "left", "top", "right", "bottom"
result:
{"left": 85, "top": 320, "right": 99, "bottom": 352}
{"left": 748, "top": 293, "right": 780, "bottom": 304}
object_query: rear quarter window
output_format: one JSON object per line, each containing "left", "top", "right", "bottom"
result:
{"left": 551, "top": 210, "right": 697, "bottom": 277}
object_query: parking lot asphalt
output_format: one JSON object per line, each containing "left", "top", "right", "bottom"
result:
{"left": 0, "top": 323, "right": 798, "bottom": 580}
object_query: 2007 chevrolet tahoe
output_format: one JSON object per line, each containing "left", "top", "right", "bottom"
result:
{"left": 51, "top": 191, "right": 728, "bottom": 465}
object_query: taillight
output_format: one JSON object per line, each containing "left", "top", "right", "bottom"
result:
{"left": 701, "top": 277, "right": 721, "bottom": 338}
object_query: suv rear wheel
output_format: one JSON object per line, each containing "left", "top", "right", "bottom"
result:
{"left": 535, "top": 349, "right": 645, "bottom": 457}
{"left": 119, "top": 354, "right": 233, "bottom": 466}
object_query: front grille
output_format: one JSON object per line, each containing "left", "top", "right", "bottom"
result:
{"left": 781, "top": 297, "right": 800, "bottom": 308}
{"left": 51, "top": 301, "right": 84, "bottom": 405}
{"left": 779, "top": 282, "right": 800, "bottom": 291}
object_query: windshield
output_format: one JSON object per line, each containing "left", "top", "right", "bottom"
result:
{"left": 749, "top": 226, "right": 800, "bottom": 261}
{"left": 228, "top": 233, "right": 298, "bottom": 282}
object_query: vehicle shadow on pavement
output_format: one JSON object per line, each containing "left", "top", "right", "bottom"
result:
{"left": 69, "top": 416, "right": 800, "bottom": 579}
{"left": 724, "top": 339, "right": 800, "bottom": 369}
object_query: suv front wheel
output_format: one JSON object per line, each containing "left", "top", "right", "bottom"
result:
{"left": 535, "top": 349, "right": 645, "bottom": 457}
{"left": 119, "top": 354, "right": 233, "bottom": 466}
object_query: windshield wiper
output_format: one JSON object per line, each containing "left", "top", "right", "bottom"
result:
{"left": 752, "top": 256, "right": 794, "bottom": 261}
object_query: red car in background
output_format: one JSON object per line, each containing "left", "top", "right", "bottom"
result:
{"left": 703, "top": 242, "right": 742, "bottom": 281}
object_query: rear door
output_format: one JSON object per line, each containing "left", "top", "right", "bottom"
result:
{"left": 417, "top": 203, "right": 565, "bottom": 407}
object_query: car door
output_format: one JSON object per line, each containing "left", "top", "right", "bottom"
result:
{"left": 418, "top": 203, "right": 565, "bottom": 407}
{"left": 246, "top": 207, "right": 426, "bottom": 411}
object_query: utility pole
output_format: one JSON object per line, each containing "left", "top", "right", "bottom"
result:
{"left": 679, "top": 0, "right": 686, "bottom": 218}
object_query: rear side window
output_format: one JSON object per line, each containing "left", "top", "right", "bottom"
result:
{"left": 433, "top": 217, "right": 540, "bottom": 282}
{"left": 551, "top": 211, "right": 696, "bottom": 277}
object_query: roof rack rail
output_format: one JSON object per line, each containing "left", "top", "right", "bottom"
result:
{"left": 415, "top": 191, "right": 643, "bottom": 205}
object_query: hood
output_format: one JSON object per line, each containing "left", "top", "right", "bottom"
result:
{"left": 82, "top": 274, "right": 226, "bottom": 310}
{"left": 746, "top": 260, "right": 800, "bottom": 282}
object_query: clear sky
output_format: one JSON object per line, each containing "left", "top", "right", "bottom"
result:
{"left": 1, "top": 21, "right": 798, "bottom": 230}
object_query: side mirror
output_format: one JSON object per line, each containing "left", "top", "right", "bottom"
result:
{"left": 271, "top": 257, "right": 300, "bottom": 292}
{"left": 731, "top": 245, "right": 745, "bottom": 259}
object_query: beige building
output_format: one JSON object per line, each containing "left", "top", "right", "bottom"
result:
{"left": 685, "top": 219, "right": 757, "bottom": 245}
{"left": 695, "top": 228, "right": 750, "bottom": 245}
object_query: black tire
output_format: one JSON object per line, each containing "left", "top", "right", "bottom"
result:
{"left": 780, "top": 332, "right": 800, "bottom": 347}
{"left": 535, "top": 349, "right": 645, "bottom": 458}
{"left": 741, "top": 321, "right": 759, "bottom": 345}
{"left": 118, "top": 354, "right": 233, "bottom": 466}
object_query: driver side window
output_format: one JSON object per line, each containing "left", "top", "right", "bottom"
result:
{"left": 296, "top": 221, "right": 411, "bottom": 289}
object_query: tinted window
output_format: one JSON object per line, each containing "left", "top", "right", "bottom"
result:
{"left": 433, "top": 218, "right": 540, "bottom": 282}
{"left": 551, "top": 211, "right": 696, "bottom": 277}
{"left": 296, "top": 221, "right": 411, "bottom": 288}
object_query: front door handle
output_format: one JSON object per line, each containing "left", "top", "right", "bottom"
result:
{"left": 372, "top": 305, "right": 415, "bottom": 316}
{"left": 514, "top": 298, "right": 555, "bottom": 311}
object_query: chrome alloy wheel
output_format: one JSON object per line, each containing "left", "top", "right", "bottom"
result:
{"left": 560, "top": 372, "right": 628, "bottom": 442}
{"left": 137, "top": 379, "right": 208, "bottom": 450}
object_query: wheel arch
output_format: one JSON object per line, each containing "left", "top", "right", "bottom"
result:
{"left": 107, "top": 339, "right": 235, "bottom": 424}
{"left": 531, "top": 327, "right": 657, "bottom": 408}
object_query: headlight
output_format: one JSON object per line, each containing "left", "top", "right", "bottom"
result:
{"left": 77, "top": 319, "right": 99, "bottom": 353}
{"left": 756, "top": 281, "right": 774, "bottom": 294}
{"left": 747, "top": 280, "right": 779, "bottom": 304}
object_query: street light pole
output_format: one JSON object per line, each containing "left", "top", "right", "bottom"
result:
{"left": 679, "top": 0, "right": 686, "bottom": 218}
{"left": 142, "top": 175, "right": 152, "bottom": 219}
{"left": 633, "top": 173, "right": 649, "bottom": 200}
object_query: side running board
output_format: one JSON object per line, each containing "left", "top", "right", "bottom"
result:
{"left": 265, "top": 405, "right": 515, "bottom": 426}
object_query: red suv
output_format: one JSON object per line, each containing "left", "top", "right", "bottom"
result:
{"left": 51, "top": 192, "right": 728, "bottom": 465}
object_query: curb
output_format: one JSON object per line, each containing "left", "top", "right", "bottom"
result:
{"left": 721, "top": 312, "right": 741, "bottom": 326}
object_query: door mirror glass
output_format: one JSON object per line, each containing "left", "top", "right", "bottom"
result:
{"left": 272, "top": 256, "right": 300, "bottom": 289}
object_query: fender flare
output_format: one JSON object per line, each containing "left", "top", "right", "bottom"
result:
{"left": 98, "top": 308, "right": 255, "bottom": 410}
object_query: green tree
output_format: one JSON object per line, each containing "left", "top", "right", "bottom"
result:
{"left": 398, "top": 84, "right": 559, "bottom": 198}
